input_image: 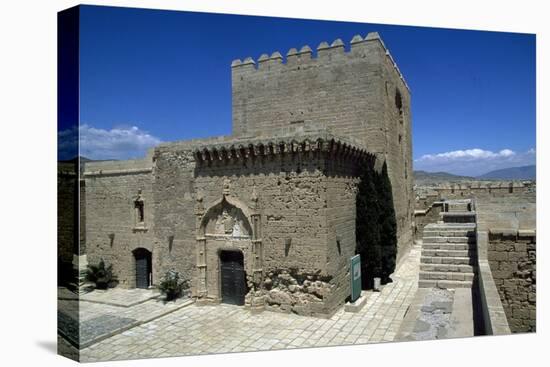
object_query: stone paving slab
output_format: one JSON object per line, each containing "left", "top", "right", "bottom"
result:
{"left": 78, "top": 244, "right": 423, "bottom": 362}
{"left": 410, "top": 288, "right": 455, "bottom": 340}
{"left": 79, "top": 288, "right": 162, "bottom": 307}
{"left": 447, "top": 288, "right": 474, "bottom": 338}
{"left": 394, "top": 288, "right": 430, "bottom": 341}
{"left": 58, "top": 287, "right": 162, "bottom": 307}
{"left": 59, "top": 311, "right": 138, "bottom": 348}
{"left": 58, "top": 289, "right": 194, "bottom": 349}
{"left": 395, "top": 286, "right": 475, "bottom": 341}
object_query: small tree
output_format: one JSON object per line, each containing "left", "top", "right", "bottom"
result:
{"left": 158, "top": 270, "right": 188, "bottom": 301}
{"left": 355, "top": 158, "right": 382, "bottom": 289}
{"left": 356, "top": 159, "right": 398, "bottom": 289}
{"left": 376, "top": 162, "right": 397, "bottom": 284}
{"left": 86, "top": 259, "right": 114, "bottom": 290}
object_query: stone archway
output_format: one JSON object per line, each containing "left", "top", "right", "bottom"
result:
{"left": 200, "top": 197, "right": 253, "bottom": 238}
{"left": 195, "top": 196, "right": 262, "bottom": 305}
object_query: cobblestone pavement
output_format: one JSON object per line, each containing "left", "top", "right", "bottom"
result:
{"left": 79, "top": 244, "right": 422, "bottom": 362}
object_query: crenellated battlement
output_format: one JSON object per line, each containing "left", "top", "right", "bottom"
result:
{"left": 230, "top": 31, "right": 414, "bottom": 254}
{"left": 231, "top": 32, "right": 409, "bottom": 91}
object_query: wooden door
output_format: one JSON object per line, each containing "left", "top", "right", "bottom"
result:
{"left": 134, "top": 249, "right": 151, "bottom": 289}
{"left": 220, "top": 251, "right": 246, "bottom": 305}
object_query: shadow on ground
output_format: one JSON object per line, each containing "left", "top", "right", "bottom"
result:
{"left": 35, "top": 340, "right": 57, "bottom": 354}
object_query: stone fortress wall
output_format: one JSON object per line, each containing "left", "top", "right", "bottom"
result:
{"left": 83, "top": 32, "right": 414, "bottom": 317}
{"left": 83, "top": 153, "right": 156, "bottom": 289}
{"left": 231, "top": 32, "right": 414, "bottom": 263}
{"left": 148, "top": 131, "right": 371, "bottom": 316}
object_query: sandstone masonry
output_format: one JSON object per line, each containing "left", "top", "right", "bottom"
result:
{"left": 487, "top": 230, "right": 536, "bottom": 332}
{"left": 83, "top": 33, "right": 413, "bottom": 317}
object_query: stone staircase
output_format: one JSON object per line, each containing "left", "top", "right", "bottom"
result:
{"left": 418, "top": 200, "right": 477, "bottom": 288}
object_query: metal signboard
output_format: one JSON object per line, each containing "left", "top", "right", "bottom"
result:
{"left": 350, "top": 254, "right": 362, "bottom": 302}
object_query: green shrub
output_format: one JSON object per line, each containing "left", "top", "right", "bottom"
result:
{"left": 86, "top": 259, "right": 114, "bottom": 290}
{"left": 158, "top": 270, "right": 188, "bottom": 301}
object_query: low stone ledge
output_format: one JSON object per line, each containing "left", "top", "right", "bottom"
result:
{"left": 476, "top": 230, "right": 511, "bottom": 335}
{"left": 489, "top": 228, "right": 536, "bottom": 241}
{"left": 489, "top": 228, "right": 518, "bottom": 237}
{"left": 440, "top": 211, "right": 476, "bottom": 217}
{"left": 518, "top": 229, "right": 536, "bottom": 237}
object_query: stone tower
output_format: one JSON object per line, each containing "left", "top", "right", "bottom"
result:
{"left": 231, "top": 32, "right": 414, "bottom": 260}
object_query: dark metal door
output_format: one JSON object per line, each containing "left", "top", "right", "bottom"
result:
{"left": 220, "top": 251, "right": 246, "bottom": 305}
{"left": 134, "top": 249, "right": 151, "bottom": 289}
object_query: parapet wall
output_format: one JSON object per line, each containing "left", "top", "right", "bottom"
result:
{"left": 476, "top": 230, "right": 512, "bottom": 335}
{"left": 416, "top": 181, "right": 535, "bottom": 201}
{"left": 487, "top": 230, "right": 536, "bottom": 332}
{"left": 475, "top": 196, "right": 536, "bottom": 333}
{"left": 83, "top": 150, "right": 154, "bottom": 176}
{"left": 475, "top": 195, "right": 536, "bottom": 233}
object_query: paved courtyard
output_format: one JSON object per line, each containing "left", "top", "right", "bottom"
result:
{"left": 58, "top": 288, "right": 192, "bottom": 348}
{"left": 77, "top": 243, "right": 422, "bottom": 362}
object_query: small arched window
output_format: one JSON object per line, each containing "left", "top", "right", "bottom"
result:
{"left": 395, "top": 89, "right": 404, "bottom": 124}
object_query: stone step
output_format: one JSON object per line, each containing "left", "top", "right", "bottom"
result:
{"left": 420, "top": 256, "right": 475, "bottom": 265}
{"left": 441, "top": 211, "right": 475, "bottom": 216}
{"left": 425, "top": 223, "right": 476, "bottom": 230}
{"left": 419, "top": 271, "right": 475, "bottom": 281}
{"left": 418, "top": 279, "right": 473, "bottom": 289}
{"left": 422, "top": 243, "right": 476, "bottom": 251}
{"left": 441, "top": 212, "right": 476, "bottom": 224}
{"left": 423, "top": 230, "right": 476, "bottom": 238}
{"left": 421, "top": 248, "right": 475, "bottom": 258}
{"left": 420, "top": 263, "right": 474, "bottom": 273}
{"left": 448, "top": 205, "right": 470, "bottom": 212}
{"left": 422, "top": 236, "right": 475, "bottom": 244}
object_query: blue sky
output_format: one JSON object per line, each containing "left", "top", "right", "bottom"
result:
{"left": 70, "top": 5, "right": 536, "bottom": 176}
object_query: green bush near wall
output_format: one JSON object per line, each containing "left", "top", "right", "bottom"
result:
{"left": 356, "top": 159, "right": 397, "bottom": 289}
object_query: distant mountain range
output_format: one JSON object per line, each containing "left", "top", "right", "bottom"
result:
{"left": 59, "top": 156, "right": 115, "bottom": 164}
{"left": 414, "top": 165, "right": 536, "bottom": 183}
{"left": 477, "top": 165, "right": 536, "bottom": 180}
{"left": 414, "top": 170, "right": 474, "bottom": 183}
